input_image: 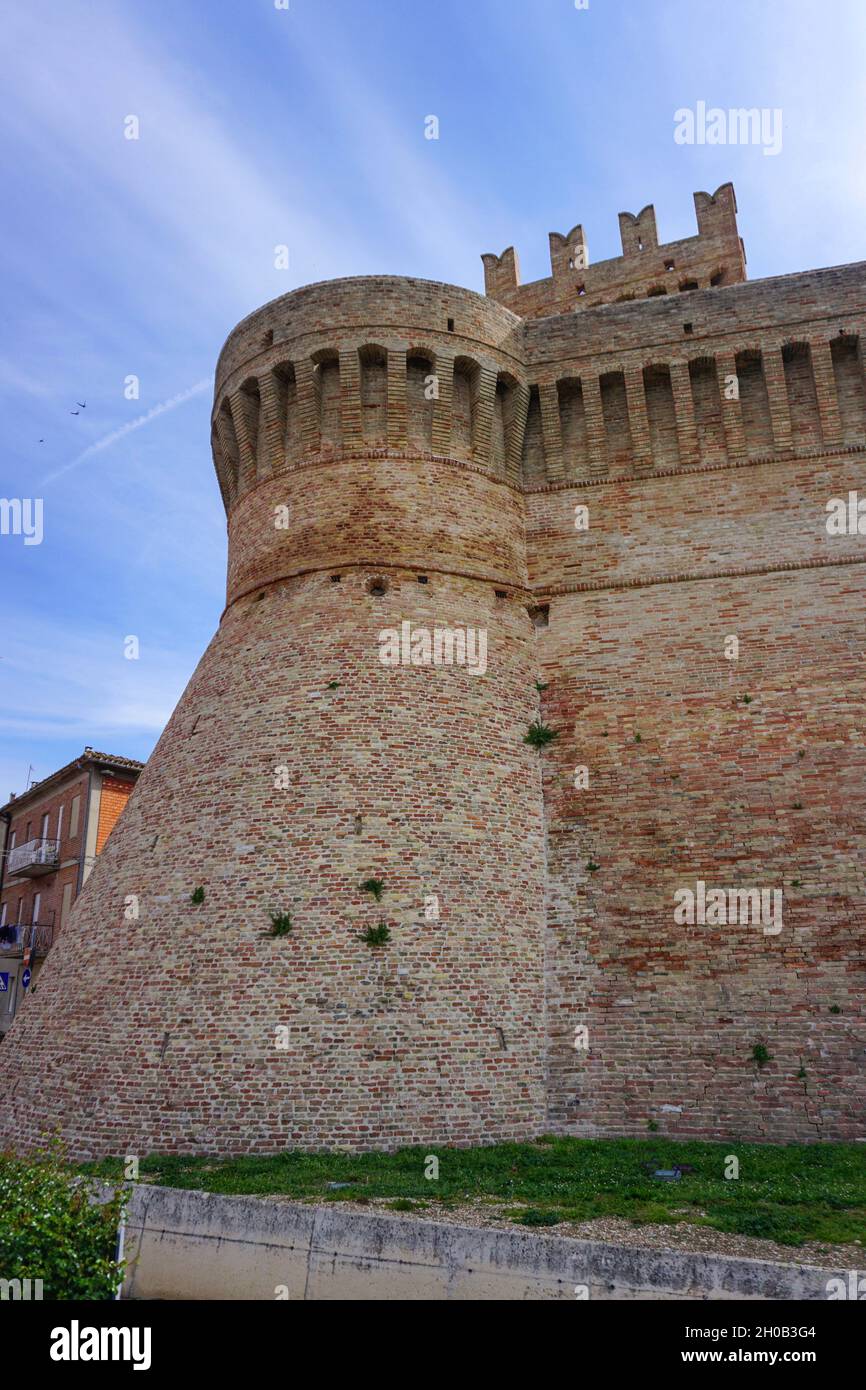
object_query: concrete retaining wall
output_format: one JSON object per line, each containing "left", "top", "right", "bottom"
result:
{"left": 121, "top": 1185, "right": 845, "bottom": 1301}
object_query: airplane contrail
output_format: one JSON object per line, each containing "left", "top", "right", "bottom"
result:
{"left": 42, "top": 378, "right": 212, "bottom": 483}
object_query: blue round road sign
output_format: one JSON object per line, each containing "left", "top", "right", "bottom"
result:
{"left": 21, "top": 968, "right": 31, "bottom": 990}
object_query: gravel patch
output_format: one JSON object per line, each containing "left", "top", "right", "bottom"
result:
{"left": 308, "top": 1195, "right": 862, "bottom": 1270}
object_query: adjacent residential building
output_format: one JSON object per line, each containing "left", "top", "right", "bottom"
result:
{"left": 0, "top": 748, "right": 143, "bottom": 1035}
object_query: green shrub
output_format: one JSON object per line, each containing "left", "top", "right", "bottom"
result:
{"left": 518, "top": 1208, "right": 562, "bottom": 1226}
{"left": 524, "top": 721, "right": 558, "bottom": 750}
{"left": 0, "top": 1144, "right": 125, "bottom": 1300}
{"left": 269, "top": 912, "right": 292, "bottom": 937}
{"left": 362, "top": 922, "right": 390, "bottom": 947}
{"left": 360, "top": 878, "right": 385, "bottom": 901}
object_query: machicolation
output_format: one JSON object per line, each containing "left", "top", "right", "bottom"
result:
{"left": 1, "top": 183, "right": 864, "bottom": 1157}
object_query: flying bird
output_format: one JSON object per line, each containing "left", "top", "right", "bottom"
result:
{"left": 70, "top": 410, "right": 79, "bottom": 415}
{"left": 76, "top": 401, "right": 86, "bottom": 408}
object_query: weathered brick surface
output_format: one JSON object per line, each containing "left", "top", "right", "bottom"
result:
{"left": 0, "top": 187, "right": 863, "bottom": 1154}
{"left": 0, "top": 571, "right": 546, "bottom": 1157}
{"left": 540, "top": 566, "right": 865, "bottom": 1140}
{"left": 483, "top": 184, "right": 746, "bottom": 316}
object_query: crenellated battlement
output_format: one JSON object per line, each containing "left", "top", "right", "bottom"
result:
{"left": 2, "top": 187, "right": 865, "bottom": 1161}
{"left": 211, "top": 258, "right": 866, "bottom": 514}
{"left": 481, "top": 183, "right": 747, "bottom": 317}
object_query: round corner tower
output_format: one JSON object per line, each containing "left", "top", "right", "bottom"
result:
{"left": 0, "top": 276, "right": 550, "bottom": 1157}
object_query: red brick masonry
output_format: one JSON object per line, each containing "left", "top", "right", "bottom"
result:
{"left": 1, "top": 186, "right": 863, "bottom": 1155}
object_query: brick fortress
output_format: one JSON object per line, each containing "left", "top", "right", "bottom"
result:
{"left": 2, "top": 184, "right": 863, "bottom": 1156}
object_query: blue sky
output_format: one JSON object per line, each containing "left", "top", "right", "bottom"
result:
{"left": 2, "top": 0, "right": 865, "bottom": 801}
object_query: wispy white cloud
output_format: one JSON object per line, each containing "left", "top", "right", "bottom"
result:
{"left": 2, "top": 4, "right": 375, "bottom": 324}
{"left": 4, "top": 0, "right": 866, "bottom": 803}
{"left": 274, "top": 15, "right": 497, "bottom": 282}
{"left": 0, "top": 360, "right": 55, "bottom": 399}
{"left": 0, "top": 614, "right": 196, "bottom": 799}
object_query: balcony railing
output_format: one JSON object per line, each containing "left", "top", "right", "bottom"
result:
{"left": 27, "top": 921, "right": 54, "bottom": 956}
{"left": 0, "top": 921, "right": 54, "bottom": 957}
{"left": 7, "top": 837, "right": 60, "bottom": 877}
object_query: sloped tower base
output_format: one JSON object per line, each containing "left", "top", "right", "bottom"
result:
{"left": 0, "top": 278, "right": 551, "bottom": 1158}
{"left": 7, "top": 232, "right": 864, "bottom": 1157}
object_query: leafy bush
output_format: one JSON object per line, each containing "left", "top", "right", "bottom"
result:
{"left": 523, "top": 721, "right": 558, "bottom": 750}
{"left": 0, "top": 1143, "right": 125, "bottom": 1300}
{"left": 360, "top": 878, "right": 385, "bottom": 901}
{"left": 752, "top": 1042, "right": 772, "bottom": 1068}
{"left": 269, "top": 912, "right": 293, "bottom": 937}
{"left": 362, "top": 922, "right": 390, "bottom": 947}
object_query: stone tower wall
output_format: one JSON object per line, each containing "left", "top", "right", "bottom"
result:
{"left": 1, "top": 191, "right": 864, "bottom": 1155}
{"left": 515, "top": 239, "right": 866, "bottom": 1142}
{"left": 0, "top": 279, "right": 550, "bottom": 1158}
